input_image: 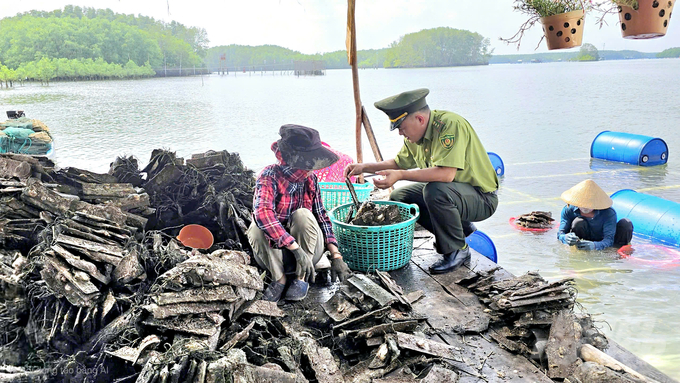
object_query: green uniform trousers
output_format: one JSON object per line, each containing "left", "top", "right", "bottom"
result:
{"left": 390, "top": 182, "right": 498, "bottom": 254}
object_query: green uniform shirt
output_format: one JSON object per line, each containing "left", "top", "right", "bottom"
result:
{"left": 394, "top": 110, "right": 499, "bottom": 193}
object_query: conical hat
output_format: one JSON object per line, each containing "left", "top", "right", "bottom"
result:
{"left": 560, "top": 179, "right": 612, "bottom": 210}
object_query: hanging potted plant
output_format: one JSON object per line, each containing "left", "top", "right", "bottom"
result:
{"left": 594, "top": 0, "right": 674, "bottom": 38}
{"left": 502, "top": 0, "right": 587, "bottom": 50}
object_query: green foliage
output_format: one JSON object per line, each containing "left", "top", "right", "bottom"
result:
{"left": 0, "top": 5, "right": 207, "bottom": 77}
{"left": 205, "top": 45, "right": 389, "bottom": 70}
{"left": 207, "top": 28, "right": 487, "bottom": 70}
{"left": 613, "top": 0, "right": 639, "bottom": 8}
{"left": 383, "top": 27, "right": 491, "bottom": 68}
{"left": 489, "top": 49, "right": 657, "bottom": 64}
{"left": 9, "top": 57, "right": 155, "bottom": 84}
{"left": 657, "top": 47, "right": 680, "bottom": 58}
{"left": 512, "top": 0, "right": 583, "bottom": 18}
{"left": 576, "top": 43, "right": 600, "bottom": 61}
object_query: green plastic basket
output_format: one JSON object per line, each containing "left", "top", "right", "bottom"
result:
{"left": 319, "top": 181, "right": 373, "bottom": 211}
{"left": 329, "top": 201, "right": 420, "bottom": 272}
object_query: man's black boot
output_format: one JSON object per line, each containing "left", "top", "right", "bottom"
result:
{"left": 462, "top": 221, "right": 477, "bottom": 238}
{"left": 433, "top": 222, "right": 477, "bottom": 252}
{"left": 429, "top": 246, "right": 471, "bottom": 274}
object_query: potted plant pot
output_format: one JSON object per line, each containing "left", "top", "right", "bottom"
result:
{"left": 618, "top": 0, "right": 675, "bottom": 38}
{"left": 502, "top": 0, "right": 588, "bottom": 50}
{"left": 541, "top": 10, "right": 586, "bottom": 49}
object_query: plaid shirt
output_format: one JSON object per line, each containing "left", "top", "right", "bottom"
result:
{"left": 253, "top": 164, "right": 338, "bottom": 249}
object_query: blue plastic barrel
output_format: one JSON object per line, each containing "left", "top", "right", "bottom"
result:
{"left": 487, "top": 152, "right": 505, "bottom": 176}
{"left": 591, "top": 131, "right": 668, "bottom": 166}
{"left": 466, "top": 230, "right": 498, "bottom": 263}
{"left": 611, "top": 189, "right": 680, "bottom": 247}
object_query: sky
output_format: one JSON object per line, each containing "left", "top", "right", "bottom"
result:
{"left": 2, "top": 0, "right": 680, "bottom": 55}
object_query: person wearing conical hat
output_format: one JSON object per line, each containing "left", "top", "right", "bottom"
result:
{"left": 344, "top": 89, "right": 499, "bottom": 274}
{"left": 558, "top": 179, "right": 633, "bottom": 250}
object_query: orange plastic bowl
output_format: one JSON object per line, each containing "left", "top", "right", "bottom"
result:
{"left": 177, "top": 224, "right": 214, "bottom": 249}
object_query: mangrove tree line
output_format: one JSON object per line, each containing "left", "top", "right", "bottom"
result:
{"left": 206, "top": 27, "right": 491, "bottom": 70}
{"left": 0, "top": 5, "right": 209, "bottom": 83}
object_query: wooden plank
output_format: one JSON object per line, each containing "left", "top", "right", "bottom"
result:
{"left": 508, "top": 285, "right": 569, "bottom": 301}
{"left": 546, "top": 311, "right": 580, "bottom": 378}
{"left": 407, "top": 268, "right": 490, "bottom": 334}
{"left": 603, "top": 340, "right": 677, "bottom": 383}
{"left": 232, "top": 364, "right": 297, "bottom": 383}
{"left": 81, "top": 183, "right": 136, "bottom": 197}
{"left": 21, "top": 180, "right": 75, "bottom": 214}
{"left": 332, "top": 306, "right": 391, "bottom": 331}
{"left": 288, "top": 327, "right": 344, "bottom": 383}
{"left": 61, "top": 218, "right": 130, "bottom": 244}
{"left": 55, "top": 233, "right": 124, "bottom": 258}
{"left": 390, "top": 255, "right": 553, "bottom": 383}
{"left": 348, "top": 274, "right": 397, "bottom": 307}
{"left": 144, "top": 302, "right": 233, "bottom": 320}
{"left": 40, "top": 259, "right": 98, "bottom": 307}
{"left": 72, "top": 213, "right": 132, "bottom": 235}
{"left": 404, "top": 290, "right": 424, "bottom": 304}
{"left": 151, "top": 285, "right": 239, "bottom": 306}
{"left": 321, "top": 292, "right": 360, "bottom": 322}
{"left": 106, "top": 193, "right": 150, "bottom": 211}
{"left": 244, "top": 300, "right": 285, "bottom": 318}
{"left": 50, "top": 244, "right": 109, "bottom": 284}
{"left": 375, "top": 270, "right": 411, "bottom": 309}
{"left": 162, "top": 254, "right": 264, "bottom": 291}
{"left": 413, "top": 287, "right": 490, "bottom": 334}
{"left": 581, "top": 344, "right": 661, "bottom": 383}
{"left": 499, "top": 292, "right": 573, "bottom": 308}
{"left": 43, "top": 256, "right": 99, "bottom": 296}
{"left": 420, "top": 366, "right": 459, "bottom": 383}
{"left": 0, "top": 156, "right": 31, "bottom": 179}
{"left": 55, "top": 223, "right": 119, "bottom": 246}
{"left": 396, "top": 332, "right": 462, "bottom": 361}
{"left": 510, "top": 278, "right": 574, "bottom": 298}
{"left": 61, "top": 243, "right": 122, "bottom": 267}
{"left": 143, "top": 315, "right": 221, "bottom": 337}
{"left": 354, "top": 320, "right": 419, "bottom": 339}
{"left": 437, "top": 331, "right": 551, "bottom": 383}
{"left": 81, "top": 309, "right": 141, "bottom": 353}
{"left": 186, "top": 152, "right": 228, "bottom": 169}
{"left": 220, "top": 320, "right": 255, "bottom": 351}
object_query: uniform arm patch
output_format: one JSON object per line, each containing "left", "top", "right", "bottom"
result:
{"left": 440, "top": 134, "right": 455, "bottom": 149}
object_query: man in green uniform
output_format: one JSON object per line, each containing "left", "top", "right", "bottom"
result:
{"left": 345, "top": 88, "right": 499, "bottom": 273}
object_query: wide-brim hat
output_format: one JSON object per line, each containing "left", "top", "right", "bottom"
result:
{"left": 278, "top": 124, "right": 339, "bottom": 170}
{"left": 560, "top": 179, "right": 612, "bottom": 210}
{"left": 374, "top": 88, "right": 430, "bottom": 131}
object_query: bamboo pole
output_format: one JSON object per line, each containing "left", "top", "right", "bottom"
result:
{"left": 361, "top": 106, "right": 383, "bottom": 162}
{"left": 347, "top": 0, "right": 364, "bottom": 183}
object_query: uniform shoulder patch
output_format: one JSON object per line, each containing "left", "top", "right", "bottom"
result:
{"left": 440, "top": 134, "right": 455, "bottom": 149}
{"left": 432, "top": 118, "right": 444, "bottom": 132}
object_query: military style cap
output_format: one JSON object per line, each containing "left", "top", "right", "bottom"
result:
{"left": 374, "top": 88, "right": 430, "bottom": 131}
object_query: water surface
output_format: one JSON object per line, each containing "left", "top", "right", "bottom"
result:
{"left": 2, "top": 59, "right": 680, "bottom": 378}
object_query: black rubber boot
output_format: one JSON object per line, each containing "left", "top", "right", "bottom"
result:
{"left": 429, "top": 246, "right": 471, "bottom": 274}
{"left": 462, "top": 221, "right": 477, "bottom": 238}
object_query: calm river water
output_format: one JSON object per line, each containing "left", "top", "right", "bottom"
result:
{"left": 2, "top": 59, "right": 680, "bottom": 378}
